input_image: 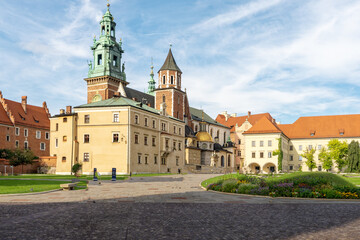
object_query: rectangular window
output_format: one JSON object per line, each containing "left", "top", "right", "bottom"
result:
{"left": 45, "top": 132, "right": 50, "bottom": 140}
{"left": 36, "top": 131, "right": 41, "bottom": 139}
{"left": 24, "top": 141, "right": 28, "bottom": 150}
{"left": 173, "top": 141, "right": 176, "bottom": 151}
{"left": 153, "top": 120, "right": 156, "bottom": 128}
{"left": 299, "top": 156, "right": 303, "bottom": 161}
{"left": 165, "top": 139, "right": 169, "bottom": 148}
{"left": 238, "top": 151, "right": 241, "bottom": 156}
{"left": 161, "top": 123, "right": 166, "bottom": 131}
{"left": 238, "top": 139, "right": 241, "bottom": 145}
{"left": 145, "top": 156, "right": 148, "bottom": 164}
{"left": 145, "top": 117, "right": 148, "bottom": 126}
{"left": 308, "top": 145, "right": 313, "bottom": 150}
{"left": 176, "top": 157, "right": 179, "bottom": 166}
{"left": 135, "top": 115, "right": 139, "bottom": 124}
{"left": 113, "top": 113, "right": 119, "bottom": 123}
{"left": 144, "top": 136, "right": 148, "bottom": 145}
{"left": 252, "top": 152, "right": 256, "bottom": 158}
{"left": 138, "top": 155, "right": 141, "bottom": 164}
{"left": 318, "top": 145, "right": 322, "bottom": 150}
{"left": 152, "top": 137, "right": 156, "bottom": 147}
{"left": 24, "top": 129, "right": 28, "bottom": 137}
{"left": 289, "top": 165, "right": 293, "bottom": 171}
{"left": 56, "top": 123, "right": 59, "bottom": 131}
{"left": 63, "top": 118, "right": 67, "bottom": 123}
{"left": 113, "top": 55, "right": 117, "bottom": 67}
{"left": 135, "top": 134, "right": 139, "bottom": 144}
{"left": 84, "top": 153, "right": 90, "bottom": 162}
{"left": 113, "top": 133, "right": 119, "bottom": 142}
{"left": 289, "top": 145, "right": 293, "bottom": 151}
{"left": 6, "top": 135, "right": 10, "bottom": 142}
{"left": 268, "top": 151, "right": 272, "bottom": 158}
{"left": 15, "top": 127, "right": 20, "bottom": 136}
{"left": 179, "top": 128, "right": 182, "bottom": 135}
{"left": 174, "top": 126, "right": 176, "bottom": 134}
{"left": 252, "top": 141, "right": 255, "bottom": 147}
{"left": 260, "top": 141, "right": 264, "bottom": 147}
{"left": 98, "top": 54, "right": 102, "bottom": 65}
{"left": 260, "top": 152, "right": 264, "bottom": 158}
{"left": 178, "top": 142, "right": 181, "bottom": 151}
{"left": 62, "top": 156, "right": 66, "bottom": 162}
{"left": 40, "top": 142, "right": 45, "bottom": 151}
{"left": 268, "top": 140, "right": 272, "bottom": 147}
{"left": 63, "top": 136, "right": 67, "bottom": 142}
{"left": 299, "top": 145, "right": 302, "bottom": 151}
{"left": 14, "top": 140, "right": 19, "bottom": 148}
{"left": 161, "top": 157, "right": 166, "bottom": 165}
{"left": 84, "top": 115, "right": 90, "bottom": 124}
{"left": 55, "top": 138, "right": 58, "bottom": 148}
{"left": 84, "top": 134, "right": 90, "bottom": 143}
{"left": 290, "top": 155, "right": 293, "bottom": 161}
{"left": 154, "top": 155, "right": 158, "bottom": 164}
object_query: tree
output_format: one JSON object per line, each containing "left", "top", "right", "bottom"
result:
{"left": 327, "top": 139, "right": 348, "bottom": 171}
{"left": 318, "top": 147, "right": 332, "bottom": 171}
{"left": 273, "top": 138, "right": 283, "bottom": 171}
{"left": 347, "top": 140, "right": 360, "bottom": 172}
{"left": 72, "top": 163, "right": 82, "bottom": 177}
{"left": 301, "top": 147, "right": 316, "bottom": 171}
{"left": 8, "top": 149, "right": 38, "bottom": 174}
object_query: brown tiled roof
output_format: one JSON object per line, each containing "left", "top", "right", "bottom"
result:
{"left": 4, "top": 99, "right": 50, "bottom": 129}
{"left": 243, "top": 116, "right": 282, "bottom": 134}
{"left": 0, "top": 104, "right": 12, "bottom": 125}
{"left": 278, "top": 114, "right": 360, "bottom": 139}
{"left": 215, "top": 113, "right": 273, "bottom": 132}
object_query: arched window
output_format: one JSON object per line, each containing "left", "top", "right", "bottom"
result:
{"left": 101, "top": 26, "right": 105, "bottom": 35}
{"left": 228, "top": 155, "right": 231, "bottom": 167}
{"left": 162, "top": 95, "right": 165, "bottom": 103}
{"left": 111, "top": 27, "right": 114, "bottom": 37}
{"left": 195, "top": 125, "right": 198, "bottom": 132}
{"left": 170, "top": 76, "right": 174, "bottom": 84}
{"left": 163, "top": 75, "right": 166, "bottom": 84}
{"left": 224, "top": 132, "right": 226, "bottom": 144}
{"left": 210, "top": 129, "right": 213, "bottom": 137}
{"left": 217, "top": 130, "right": 220, "bottom": 138}
{"left": 221, "top": 156, "right": 224, "bottom": 167}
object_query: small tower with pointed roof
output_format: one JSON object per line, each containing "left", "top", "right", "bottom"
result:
{"left": 84, "top": 2, "right": 128, "bottom": 103}
{"left": 154, "top": 47, "right": 191, "bottom": 122}
{"left": 147, "top": 61, "right": 156, "bottom": 96}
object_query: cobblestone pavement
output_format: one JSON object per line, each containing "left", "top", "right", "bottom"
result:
{"left": 1, "top": 174, "right": 360, "bottom": 239}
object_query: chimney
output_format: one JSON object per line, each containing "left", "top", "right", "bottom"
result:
{"left": 60, "top": 109, "right": 65, "bottom": 115}
{"left": 221, "top": 111, "right": 230, "bottom": 121}
{"left": 21, "top": 96, "right": 27, "bottom": 113}
{"left": 272, "top": 119, "right": 276, "bottom": 123}
{"left": 66, "top": 106, "right": 72, "bottom": 114}
{"left": 248, "top": 111, "right": 251, "bottom": 118}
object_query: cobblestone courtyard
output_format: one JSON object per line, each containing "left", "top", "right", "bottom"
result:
{"left": 1, "top": 174, "right": 360, "bottom": 239}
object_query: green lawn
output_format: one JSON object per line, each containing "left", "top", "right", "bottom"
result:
{"left": 344, "top": 177, "right": 360, "bottom": 186}
{"left": 201, "top": 173, "right": 240, "bottom": 188}
{"left": 0, "top": 180, "right": 71, "bottom": 194}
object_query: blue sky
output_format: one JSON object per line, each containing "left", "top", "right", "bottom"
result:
{"left": 1, "top": 0, "right": 360, "bottom": 124}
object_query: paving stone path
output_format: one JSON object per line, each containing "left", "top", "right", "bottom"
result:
{"left": 1, "top": 174, "right": 360, "bottom": 239}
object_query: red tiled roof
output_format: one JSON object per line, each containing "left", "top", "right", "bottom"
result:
{"left": 243, "top": 116, "right": 282, "bottom": 134}
{"left": 215, "top": 113, "right": 273, "bottom": 132}
{"left": 279, "top": 114, "right": 360, "bottom": 139}
{"left": 0, "top": 104, "right": 12, "bottom": 126}
{"left": 4, "top": 99, "right": 50, "bottom": 129}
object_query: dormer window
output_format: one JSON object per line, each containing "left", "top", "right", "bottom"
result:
{"left": 33, "top": 116, "right": 39, "bottom": 123}
{"left": 310, "top": 130, "right": 315, "bottom": 136}
{"left": 98, "top": 54, "right": 102, "bottom": 65}
{"left": 18, "top": 113, "right": 25, "bottom": 121}
{"left": 339, "top": 129, "right": 344, "bottom": 136}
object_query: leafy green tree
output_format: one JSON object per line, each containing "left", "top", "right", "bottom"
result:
{"left": 72, "top": 163, "right": 82, "bottom": 177}
{"left": 273, "top": 138, "right": 283, "bottom": 171}
{"left": 327, "top": 139, "right": 348, "bottom": 171}
{"left": 318, "top": 147, "right": 332, "bottom": 171}
{"left": 8, "top": 149, "right": 38, "bottom": 174}
{"left": 301, "top": 147, "right": 316, "bottom": 171}
{"left": 347, "top": 140, "right": 360, "bottom": 172}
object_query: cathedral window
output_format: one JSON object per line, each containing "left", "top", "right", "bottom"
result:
{"left": 98, "top": 54, "right": 102, "bottom": 65}
{"left": 163, "top": 75, "right": 166, "bottom": 84}
{"left": 170, "top": 76, "right": 174, "bottom": 84}
{"left": 113, "top": 55, "right": 118, "bottom": 67}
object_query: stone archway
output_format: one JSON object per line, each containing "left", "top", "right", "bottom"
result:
{"left": 248, "top": 162, "right": 261, "bottom": 174}
{"left": 263, "top": 162, "right": 276, "bottom": 174}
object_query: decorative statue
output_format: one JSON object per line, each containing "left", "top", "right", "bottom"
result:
{"left": 122, "top": 62, "right": 125, "bottom": 72}
{"left": 87, "top": 60, "right": 92, "bottom": 71}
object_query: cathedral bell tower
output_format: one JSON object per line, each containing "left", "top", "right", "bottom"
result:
{"left": 84, "top": 3, "right": 128, "bottom": 103}
{"left": 154, "top": 47, "right": 192, "bottom": 125}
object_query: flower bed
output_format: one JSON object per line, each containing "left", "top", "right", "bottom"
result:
{"left": 205, "top": 172, "right": 360, "bottom": 199}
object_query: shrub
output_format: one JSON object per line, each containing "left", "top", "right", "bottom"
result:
{"left": 237, "top": 184, "right": 258, "bottom": 194}
{"left": 250, "top": 186, "right": 269, "bottom": 195}
{"left": 271, "top": 182, "right": 293, "bottom": 197}
{"left": 222, "top": 179, "right": 238, "bottom": 193}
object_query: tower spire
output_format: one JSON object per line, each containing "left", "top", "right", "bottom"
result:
{"left": 147, "top": 58, "right": 156, "bottom": 95}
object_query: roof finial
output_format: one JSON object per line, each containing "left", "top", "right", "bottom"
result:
{"left": 107, "top": 0, "right": 110, "bottom": 8}
{"left": 169, "top": 43, "right": 172, "bottom": 49}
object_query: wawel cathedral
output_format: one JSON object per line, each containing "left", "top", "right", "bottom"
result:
{"left": 51, "top": 3, "right": 235, "bottom": 174}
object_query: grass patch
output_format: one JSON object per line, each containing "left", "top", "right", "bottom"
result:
{"left": 201, "top": 174, "right": 240, "bottom": 188}
{"left": 344, "top": 177, "right": 360, "bottom": 186}
{"left": 0, "top": 180, "right": 71, "bottom": 194}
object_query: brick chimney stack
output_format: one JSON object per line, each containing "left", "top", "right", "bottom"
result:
{"left": 248, "top": 111, "right": 251, "bottom": 118}
{"left": 21, "top": 96, "right": 27, "bottom": 113}
{"left": 66, "top": 106, "right": 72, "bottom": 114}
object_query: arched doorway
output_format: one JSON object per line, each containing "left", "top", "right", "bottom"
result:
{"left": 248, "top": 163, "right": 261, "bottom": 174}
{"left": 263, "top": 162, "right": 276, "bottom": 173}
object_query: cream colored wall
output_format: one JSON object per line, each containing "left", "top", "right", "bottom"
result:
{"left": 233, "top": 120, "right": 253, "bottom": 170}
{"left": 243, "top": 133, "right": 288, "bottom": 173}
{"left": 50, "top": 115, "right": 77, "bottom": 175}
{"left": 288, "top": 137, "right": 360, "bottom": 172}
